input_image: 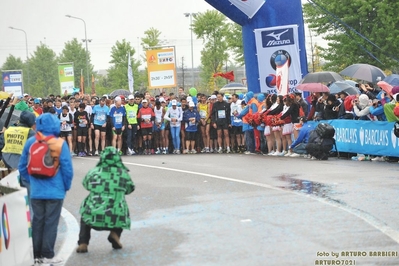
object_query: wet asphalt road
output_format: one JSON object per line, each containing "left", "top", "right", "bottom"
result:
{"left": 57, "top": 153, "right": 399, "bottom": 266}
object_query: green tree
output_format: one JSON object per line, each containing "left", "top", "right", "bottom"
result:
{"left": 140, "top": 27, "right": 163, "bottom": 88}
{"left": 225, "top": 23, "right": 244, "bottom": 66}
{"left": 107, "top": 39, "right": 140, "bottom": 91}
{"left": 58, "top": 38, "right": 93, "bottom": 89}
{"left": 192, "top": 10, "right": 229, "bottom": 92}
{"left": 141, "top": 27, "right": 162, "bottom": 51}
{"left": 303, "top": 0, "right": 399, "bottom": 72}
{"left": 28, "top": 44, "right": 59, "bottom": 97}
{"left": 0, "top": 55, "right": 25, "bottom": 92}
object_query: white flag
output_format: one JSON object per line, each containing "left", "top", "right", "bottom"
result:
{"left": 229, "top": 0, "right": 266, "bottom": 18}
{"left": 128, "top": 52, "right": 134, "bottom": 93}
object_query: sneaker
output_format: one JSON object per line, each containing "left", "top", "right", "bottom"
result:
{"left": 206, "top": 147, "right": 210, "bottom": 153}
{"left": 155, "top": 149, "right": 161, "bottom": 155}
{"left": 34, "top": 258, "right": 42, "bottom": 266}
{"left": 311, "top": 156, "right": 317, "bottom": 160}
{"left": 176, "top": 150, "right": 181, "bottom": 154}
{"left": 162, "top": 149, "right": 167, "bottom": 155}
{"left": 226, "top": 147, "right": 231, "bottom": 154}
{"left": 183, "top": 149, "right": 189, "bottom": 154}
{"left": 218, "top": 147, "right": 223, "bottom": 154}
{"left": 209, "top": 148, "right": 214, "bottom": 153}
{"left": 244, "top": 151, "right": 251, "bottom": 155}
{"left": 127, "top": 148, "right": 133, "bottom": 155}
{"left": 191, "top": 149, "right": 197, "bottom": 154}
{"left": 94, "top": 151, "right": 99, "bottom": 156}
{"left": 290, "top": 153, "right": 301, "bottom": 157}
{"left": 303, "top": 154, "right": 310, "bottom": 159}
{"left": 201, "top": 148, "right": 207, "bottom": 153}
{"left": 41, "top": 257, "right": 63, "bottom": 266}
{"left": 371, "top": 156, "right": 384, "bottom": 162}
{"left": 150, "top": 149, "right": 155, "bottom": 155}
{"left": 71, "top": 152, "right": 77, "bottom": 157}
{"left": 131, "top": 150, "right": 136, "bottom": 155}
{"left": 284, "top": 151, "right": 292, "bottom": 157}
{"left": 118, "top": 150, "right": 123, "bottom": 156}
{"left": 272, "top": 151, "right": 285, "bottom": 156}
{"left": 267, "top": 151, "right": 275, "bottom": 156}
{"left": 87, "top": 151, "right": 92, "bottom": 156}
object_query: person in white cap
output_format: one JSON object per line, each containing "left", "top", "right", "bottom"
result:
{"left": 124, "top": 94, "right": 139, "bottom": 155}
{"left": 164, "top": 99, "right": 183, "bottom": 154}
{"left": 137, "top": 99, "right": 155, "bottom": 155}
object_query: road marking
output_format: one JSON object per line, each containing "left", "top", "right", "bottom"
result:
{"left": 80, "top": 158, "right": 399, "bottom": 244}
{"left": 58, "top": 208, "right": 79, "bottom": 261}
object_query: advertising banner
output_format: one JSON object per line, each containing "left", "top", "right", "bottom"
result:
{"left": 146, "top": 48, "right": 177, "bottom": 89}
{"left": 228, "top": 0, "right": 265, "bottom": 18}
{"left": 255, "top": 25, "right": 302, "bottom": 94}
{"left": 0, "top": 184, "right": 33, "bottom": 266}
{"left": 309, "top": 120, "right": 399, "bottom": 157}
{"left": 58, "top": 63, "right": 75, "bottom": 95}
{"left": 2, "top": 70, "right": 23, "bottom": 97}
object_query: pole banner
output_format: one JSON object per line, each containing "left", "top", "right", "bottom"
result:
{"left": 58, "top": 63, "right": 75, "bottom": 95}
{"left": 146, "top": 47, "right": 177, "bottom": 89}
{"left": 2, "top": 70, "right": 23, "bottom": 97}
{"left": 255, "top": 25, "right": 302, "bottom": 94}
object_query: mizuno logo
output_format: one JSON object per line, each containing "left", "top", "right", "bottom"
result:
{"left": 262, "top": 28, "right": 295, "bottom": 48}
{"left": 266, "top": 29, "right": 289, "bottom": 41}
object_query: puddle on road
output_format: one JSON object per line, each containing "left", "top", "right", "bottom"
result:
{"left": 275, "top": 175, "right": 333, "bottom": 199}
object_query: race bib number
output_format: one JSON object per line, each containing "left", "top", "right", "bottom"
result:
{"left": 97, "top": 114, "right": 106, "bottom": 122}
{"left": 218, "top": 110, "right": 226, "bottom": 119}
{"left": 114, "top": 113, "right": 123, "bottom": 123}
{"left": 142, "top": 114, "right": 151, "bottom": 124}
{"left": 199, "top": 110, "right": 207, "bottom": 119}
{"left": 128, "top": 111, "right": 136, "bottom": 120}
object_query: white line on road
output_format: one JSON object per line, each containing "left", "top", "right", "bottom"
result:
{"left": 80, "top": 158, "right": 399, "bottom": 245}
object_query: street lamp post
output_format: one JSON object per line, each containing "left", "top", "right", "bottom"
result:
{"left": 9, "top": 26, "right": 29, "bottom": 94}
{"left": 65, "top": 15, "right": 90, "bottom": 91}
{"left": 184, "top": 13, "right": 197, "bottom": 88}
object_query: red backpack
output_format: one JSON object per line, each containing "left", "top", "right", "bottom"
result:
{"left": 27, "top": 132, "right": 63, "bottom": 179}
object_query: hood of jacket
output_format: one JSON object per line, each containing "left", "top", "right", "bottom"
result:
{"left": 36, "top": 113, "right": 60, "bottom": 136}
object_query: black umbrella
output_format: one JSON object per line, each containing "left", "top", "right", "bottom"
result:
{"left": 328, "top": 81, "right": 360, "bottom": 95}
{"left": 0, "top": 109, "right": 21, "bottom": 131}
{"left": 109, "top": 89, "right": 131, "bottom": 98}
{"left": 340, "top": 64, "right": 386, "bottom": 82}
{"left": 300, "top": 71, "right": 344, "bottom": 84}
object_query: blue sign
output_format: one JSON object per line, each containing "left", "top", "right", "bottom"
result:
{"left": 309, "top": 120, "right": 399, "bottom": 157}
{"left": 2, "top": 70, "right": 23, "bottom": 97}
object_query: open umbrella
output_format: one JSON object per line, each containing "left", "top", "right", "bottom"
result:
{"left": 109, "top": 89, "right": 131, "bottom": 97}
{"left": 328, "top": 81, "right": 359, "bottom": 95}
{"left": 296, "top": 83, "right": 330, "bottom": 93}
{"left": 383, "top": 74, "right": 399, "bottom": 86}
{"left": 340, "top": 63, "right": 386, "bottom": 82}
{"left": 299, "top": 71, "right": 344, "bottom": 84}
{"left": 0, "top": 109, "right": 21, "bottom": 131}
{"left": 377, "top": 81, "right": 393, "bottom": 95}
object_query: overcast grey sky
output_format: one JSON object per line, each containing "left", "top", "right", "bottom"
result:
{"left": 1, "top": 0, "right": 324, "bottom": 71}
{"left": 0, "top": 0, "right": 213, "bottom": 71}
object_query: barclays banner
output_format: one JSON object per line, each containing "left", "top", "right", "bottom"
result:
{"left": 310, "top": 120, "right": 399, "bottom": 157}
{"left": 255, "top": 25, "right": 302, "bottom": 94}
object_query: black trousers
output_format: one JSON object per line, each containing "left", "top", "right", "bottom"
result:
{"left": 78, "top": 218, "right": 123, "bottom": 245}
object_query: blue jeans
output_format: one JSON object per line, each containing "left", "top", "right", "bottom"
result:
{"left": 31, "top": 199, "right": 63, "bottom": 259}
{"left": 126, "top": 124, "right": 138, "bottom": 150}
{"left": 293, "top": 143, "right": 307, "bottom": 154}
{"left": 170, "top": 126, "right": 181, "bottom": 151}
{"left": 245, "top": 129, "right": 255, "bottom": 153}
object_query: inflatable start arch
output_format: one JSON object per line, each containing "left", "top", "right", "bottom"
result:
{"left": 205, "top": 0, "right": 308, "bottom": 94}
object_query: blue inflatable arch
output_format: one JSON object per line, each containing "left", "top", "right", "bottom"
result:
{"left": 205, "top": 0, "right": 308, "bottom": 94}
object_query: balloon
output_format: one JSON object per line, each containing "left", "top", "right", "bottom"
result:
{"left": 189, "top": 87, "right": 197, "bottom": 96}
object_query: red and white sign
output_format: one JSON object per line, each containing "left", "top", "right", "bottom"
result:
{"left": 229, "top": 0, "right": 265, "bottom": 18}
